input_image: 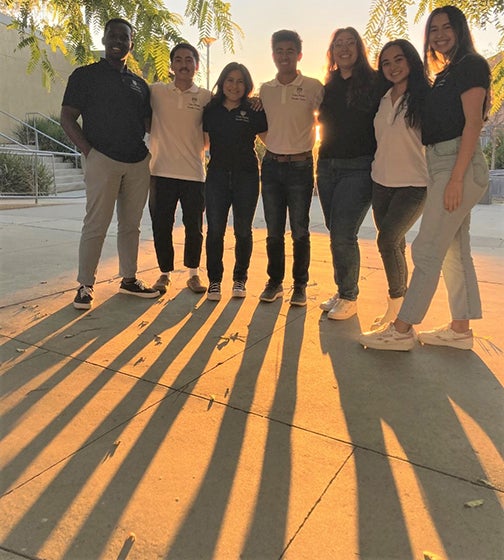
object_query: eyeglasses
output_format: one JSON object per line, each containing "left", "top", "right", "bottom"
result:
{"left": 332, "top": 39, "right": 357, "bottom": 49}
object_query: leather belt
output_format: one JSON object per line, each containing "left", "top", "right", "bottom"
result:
{"left": 265, "top": 150, "right": 313, "bottom": 162}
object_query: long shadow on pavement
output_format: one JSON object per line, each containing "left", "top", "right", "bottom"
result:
{"left": 318, "top": 315, "right": 504, "bottom": 559}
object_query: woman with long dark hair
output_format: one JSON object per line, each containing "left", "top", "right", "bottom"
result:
{"left": 360, "top": 6, "right": 491, "bottom": 351}
{"left": 203, "top": 62, "right": 267, "bottom": 301}
{"left": 317, "top": 27, "right": 382, "bottom": 320}
{"left": 368, "top": 39, "right": 430, "bottom": 329}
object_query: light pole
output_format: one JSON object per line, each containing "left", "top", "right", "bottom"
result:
{"left": 202, "top": 37, "right": 216, "bottom": 90}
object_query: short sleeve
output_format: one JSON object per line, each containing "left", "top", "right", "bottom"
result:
{"left": 456, "top": 54, "right": 490, "bottom": 94}
{"left": 62, "top": 67, "right": 88, "bottom": 110}
{"left": 253, "top": 108, "right": 268, "bottom": 134}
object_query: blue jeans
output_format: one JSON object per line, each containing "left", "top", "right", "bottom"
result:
{"left": 205, "top": 168, "right": 259, "bottom": 283}
{"left": 372, "top": 182, "right": 426, "bottom": 299}
{"left": 261, "top": 157, "right": 314, "bottom": 286}
{"left": 149, "top": 177, "right": 204, "bottom": 272}
{"left": 316, "top": 157, "right": 373, "bottom": 301}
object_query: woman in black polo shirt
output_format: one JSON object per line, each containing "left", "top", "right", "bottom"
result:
{"left": 360, "top": 5, "right": 491, "bottom": 351}
{"left": 203, "top": 62, "right": 268, "bottom": 301}
{"left": 317, "top": 27, "right": 382, "bottom": 321}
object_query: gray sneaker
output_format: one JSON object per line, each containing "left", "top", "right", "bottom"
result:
{"left": 259, "top": 282, "right": 283, "bottom": 303}
{"left": 290, "top": 285, "right": 306, "bottom": 306}
{"left": 232, "top": 280, "right": 247, "bottom": 298}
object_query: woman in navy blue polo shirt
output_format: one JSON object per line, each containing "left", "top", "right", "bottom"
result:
{"left": 203, "top": 62, "right": 268, "bottom": 301}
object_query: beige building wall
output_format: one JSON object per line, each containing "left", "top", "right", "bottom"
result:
{"left": 0, "top": 13, "right": 75, "bottom": 137}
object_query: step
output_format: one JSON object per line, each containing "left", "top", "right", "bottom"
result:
{"left": 55, "top": 180, "right": 86, "bottom": 192}
{"left": 54, "top": 168, "right": 83, "bottom": 178}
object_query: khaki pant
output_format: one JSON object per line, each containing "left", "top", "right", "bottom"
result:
{"left": 78, "top": 149, "right": 151, "bottom": 286}
{"left": 398, "top": 138, "right": 488, "bottom": 324}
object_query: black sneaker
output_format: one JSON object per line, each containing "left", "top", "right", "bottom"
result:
{"left": 73, "top": 285, "right": 94, "bottom": 310}
{"left": 259, "top": 282, "right": 283, "bottom": 303}
{"left": 207, "top": 281, "right": 222, "bottom": 301}
{"left": 232, "top": 280, "right": 247, "bottom": 298}
{"left": 290, "top": 285, "right": 307, "bottom": 307}
{"left": 119, "top": 278, "right": 160, "bottom": 298}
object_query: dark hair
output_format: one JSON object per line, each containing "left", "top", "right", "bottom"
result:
{"left": 378, "top": 39, "right": 430, "bottom": 129}
{"left": 271, "top": 30, "right": 302, "bottom": 53}
{"left": 423, "top": 5, "right": 476, "bottom": 72}
{"left": 326, "top": 27, "right": 378, "bottom": 110}
{"left": 104, "top": 18, "right": 134, "bottom": 36}
{"left": 206, "top": 62, "right": 254, "bottom": 109}
{"left": 170, "top": 42, "right": 200, "bottom": 64}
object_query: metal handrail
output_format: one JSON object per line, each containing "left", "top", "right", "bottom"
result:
{"left": 0, "top": 146, "right": 57, "bottom": 202}
{"left": 25, "top": 111, "right": 80, "bottom": 160}
{"left": 0, "top": 109, "right": 80, "bottom": 156}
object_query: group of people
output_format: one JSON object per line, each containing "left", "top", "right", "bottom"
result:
{"left": 61, "top": 5, "right": 491, "bottom": 352}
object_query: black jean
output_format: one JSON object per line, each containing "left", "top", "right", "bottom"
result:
{"left": 149, "top": 176, "right": 204, "bottom": 272}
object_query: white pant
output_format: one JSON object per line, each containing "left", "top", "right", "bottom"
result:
{"left": 398, "top": 137, "right": 488, "bottom": 325}
{"left": 78, "top": 149, "right": 151, "bottom": 286}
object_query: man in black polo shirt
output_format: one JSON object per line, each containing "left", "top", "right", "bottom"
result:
{"left": 61, "top": 18, "right": 159, "bottom": 310}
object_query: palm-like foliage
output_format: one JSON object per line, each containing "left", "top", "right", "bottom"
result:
{"left": 366, "top": 0, "right": 504, "bottom": 113}
{"left": 4, "top": 0, "right": 242, "bottom": 84}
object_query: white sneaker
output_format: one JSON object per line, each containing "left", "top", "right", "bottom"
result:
{"left": 328, "top": 298, "right": 357, "bottom": 320}
{"left": 359, "top": 322, "right": 416, "bottom": 351}
{"left": 370, "top": 296, "right": 404, "bottom": 331}
{"left": 320, "top": 292, "right": 339, "bottom": 312}
{"left": 418, "top": 324, "right": 473, "bottom": 350}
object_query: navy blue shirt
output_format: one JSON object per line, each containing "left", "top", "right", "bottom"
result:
{"left": 422, "top": 53, "right": 490, "bottom": 146}
{"left": 203, "top": 100, "right": 267, "bottom": 172}
{"left": 62, "top": 58, "right": 151, "bottom": 163}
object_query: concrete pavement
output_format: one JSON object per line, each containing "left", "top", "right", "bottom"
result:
{"left": 0, "top": 194, "right": 503, "bottom": 559}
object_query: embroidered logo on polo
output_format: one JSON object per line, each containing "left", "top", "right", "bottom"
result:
{"left": 187, "top": 96, "right": 202, "bottom": 110}
{"left": 291, "top": 87, "right": 307, "bottom": 101}
{"left": 235, "top": 110, "right": 250, "bottom": 123}
{"left": 129, "top": 79, "right": 144, "bottom": 95}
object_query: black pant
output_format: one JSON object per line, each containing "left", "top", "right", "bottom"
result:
{"left": 149, "top": 176, "right": 204, "bottom": 272}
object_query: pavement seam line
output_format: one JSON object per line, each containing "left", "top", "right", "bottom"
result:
{"left": 279, "top": 448, "right": 356, "bottom": 559}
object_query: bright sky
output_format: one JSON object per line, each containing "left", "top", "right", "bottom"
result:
{"left": 168, "top": 0, "right": 500, "bottom": 90}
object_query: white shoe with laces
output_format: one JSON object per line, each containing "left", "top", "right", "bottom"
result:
{"left": 370, "top": 296, "right": 404, "bottom": 330}
{"left": 328, "top": 298, "right": 357, "bottom": 320}
{"left": 359, "top": 322, "right": 416, "bottom": 351}
{"left": 418, "top": 324, "right": 473, "bottom": 350}
{"left": 320, "top": 292, "right": 339, "bottom": 312}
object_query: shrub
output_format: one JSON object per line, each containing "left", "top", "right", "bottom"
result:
{"left": 13, "top": 115, "right": 74, "bottom": 154}
{"left": 0, "top": 152, "right": 54, "bottom": 196}
{"left": 484, "top": 129, "right": 504, "bottom": 169}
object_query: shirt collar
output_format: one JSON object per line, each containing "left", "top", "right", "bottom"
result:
{"left": 169, "top": 81, "right": 200, "bottom": 94}
{"left": 270, "top": 71, "right": 304, "bottom": 87}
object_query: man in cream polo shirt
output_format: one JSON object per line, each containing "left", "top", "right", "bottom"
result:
{"left": 149, "top": 43, "right": 212, "bottom": 294}
{"left": 259, "top": 30, "right": 324, "bottom": 307}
